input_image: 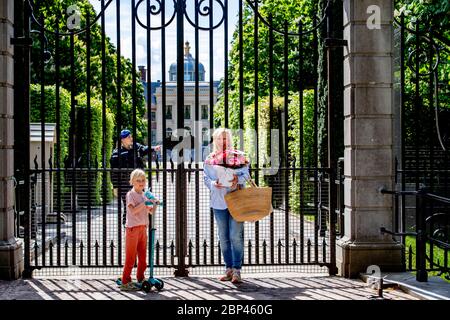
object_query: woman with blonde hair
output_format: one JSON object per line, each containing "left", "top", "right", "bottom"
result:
{"left": 203, "top": 128, "right": 250, "bottom": 283}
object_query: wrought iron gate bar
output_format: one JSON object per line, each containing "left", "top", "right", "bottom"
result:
{"left": 39, "top": 13, "right": 46, "bottom": 267}
{"left": 27, "top": 0, "right": 114, "bottom": 36}
{"left": 25, "top": 0, "right": 330, "bottom": 38}
{"left": 116, "top": 0, "right": 123, "bottom": 265}
{"left": 135, "top": 0, "right": 177, "bottom": 30}
{"left": 298, "top": 20, "right": 305, "bottom": 263}
{"left": 391, "top": 12, "right": 450, "bottom": 280}
{"left": 16, "top": 0, "right": 337, "bottom": 277}
{"left": 55, "top": 16, "right": 62, "bottom": 266}
{"left": 312, "top": 15, "right": 319, "bottom": 265}
{"left": 244, "top": 0, "right": 330, "bottom": 36}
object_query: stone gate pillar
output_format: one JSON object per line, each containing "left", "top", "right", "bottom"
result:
{"left": 337, "top": 0, "right": 402, "bottom": 277}
{"left": 0, "top": 0, "right": 23, "bottom": 279}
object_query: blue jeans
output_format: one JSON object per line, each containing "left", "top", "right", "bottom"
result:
{"left": 213, "top": 208, "right": 244, "bottom": 270}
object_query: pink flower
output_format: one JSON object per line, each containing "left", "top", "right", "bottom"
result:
{"left": 205, "top": 149, "right": 249, "bottom": 168}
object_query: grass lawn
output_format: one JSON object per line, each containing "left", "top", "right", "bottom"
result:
{"left": 405, "top": 235, "right": 450, "bottom": 283}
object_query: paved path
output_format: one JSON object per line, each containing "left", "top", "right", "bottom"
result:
{"left": 0, "top": 274, "right": 419, "bottom": 300}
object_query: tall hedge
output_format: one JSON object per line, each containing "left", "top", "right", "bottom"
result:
{"left": 30, "top": 84, "right": 71, "bottom": 165}
{"left": 241, "top": 91, "right": 315, "bottom": 212}
{"left": 30, "top": 85, "right": 71, "bottom": 209}
{"left": 30, "top": 0, "right": 147, "bottom": 142}
{"left": 30, "top": 85, "right": 114, "bottom": 207}
{"left": 287, "top": 90, "right": 315, "bottom": 214}
{"left": 74, "top": 93, "right": 115, "bottom": 206}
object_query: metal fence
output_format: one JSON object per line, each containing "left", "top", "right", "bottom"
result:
{"left": 381, "top": 188, "right": 450, "bottom": 282}
{"left": 13, "top": 0, "right": 340, "bottom": 277}
{"left": 389, "top": 12, "right": 450, "bottom": 279}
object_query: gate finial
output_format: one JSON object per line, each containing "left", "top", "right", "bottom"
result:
{"left": 184, "top": 41, "right": 191, "bottom": 56}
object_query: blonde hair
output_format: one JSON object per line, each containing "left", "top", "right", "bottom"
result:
{"left": 212, "top": 128, "right": 233, "bottom": 153}
{"left": 129, "top": 168, "right": 146, "bottom": 185}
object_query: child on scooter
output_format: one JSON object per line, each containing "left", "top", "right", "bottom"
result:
{"left": 120, "top": 169, "right": 158, "bottom": 291}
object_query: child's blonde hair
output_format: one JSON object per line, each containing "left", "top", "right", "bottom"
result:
{"left": 212, "top": 128, "right": 233, "bottom": 153}
{"left": 129, "top": 168, "right": 146, "bottom": 185}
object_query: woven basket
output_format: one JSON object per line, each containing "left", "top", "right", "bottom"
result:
{"left": 224, "top": 179, "right": 273, "bottom": 222}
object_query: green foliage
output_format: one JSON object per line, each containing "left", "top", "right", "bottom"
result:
{"left": 216, "top": 0, "right": 318, "bottom": 132}
{"left": 215, "top": 0, "right": 326, "bottom": 216}
{"left": 74, "top": 93, "right": 115, "bottom": 206}
{"left": 287, "top": 91, "right": 316, "bottom": 213}
{"left": 30, "top": 84, "right": 71, "bottom": 165}
{"left": 242, "top": 96, "right": 284, "bottom": 167}
{"left": 396, "top": 0, "right": 450, "bottom": 35}
{"left": 30, "top": 0, "right": 146, "bottom": 141}
{"left": 233, "top": 90, "right": 315, "bottom": 213}
{"left": 288, "top": 90, "right": 315, "bottom": 168}
{"left": 316, "top": 0, "right": 344, "bottom": 167}
{"left": 30, "top": 85, "right": 114, "bottom": 206}
{"left": 30, "top": 84, "right": 71, "bottom": 208}
{"left": 405, "top": 235, "right": 450, "bottom": 283}
{"left": 395, "top": 0, "right": 450, "bottom": 148}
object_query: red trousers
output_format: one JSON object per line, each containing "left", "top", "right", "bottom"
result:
{"left": 122, "top": 225, "right": 147, "bottom": 284}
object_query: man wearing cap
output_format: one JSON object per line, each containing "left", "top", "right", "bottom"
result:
{"left": 110, "top": 129, "right": 161, "bottom": 224}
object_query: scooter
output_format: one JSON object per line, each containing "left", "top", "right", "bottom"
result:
{"left": 116, "top": 197, "right": 164, "bottom": 292}
{"left": 141, "top": 216, "right": 164, "bottom": 292}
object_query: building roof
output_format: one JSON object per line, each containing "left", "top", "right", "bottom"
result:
{"left": 142, "top": 81, "right": 161, "bottom": 105}
{"left": 169, "top": 41, "right": 205, "bottom": 82}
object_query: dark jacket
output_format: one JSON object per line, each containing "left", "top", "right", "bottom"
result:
{"left": 110, "top": 143, "right": 152, "bottom": 188}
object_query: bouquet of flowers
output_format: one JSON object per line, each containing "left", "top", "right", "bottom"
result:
{"left": 204, "top": 149, "right": 249, "bottom": 168}
{"left": 204, "top": 149, "right": 249, "bottom": 187}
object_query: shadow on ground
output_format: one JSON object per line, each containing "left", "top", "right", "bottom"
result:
{"left": 0, "top": 275, "right": 419, "bottom": 300}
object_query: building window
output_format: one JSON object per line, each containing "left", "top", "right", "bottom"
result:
{"left": 151, "top": 131, "right": 157, "bottom": 145}
{"left": 184, "top": 105, "right": 191, "bottom": 120}
{"left": 202, "top": 127, "right": 209, "bottom": 146}
{"left": 166, "top": 105, "right": 172, "bottom": 120}
{"left": 166, "top": 128, "right": 173, "bottom": 138}
{"left": 201, "top": 105, "right": 208, "bottom": 120}
{"left": 151, "top": 111, "right": 156, "bottom": 122}
{"left": 184, "top": 126, "right": 192, "bottom": 136}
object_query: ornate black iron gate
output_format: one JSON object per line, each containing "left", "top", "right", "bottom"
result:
{"left": 380, "top": 12, "right": 450, "bottom": 280}
{"left": 13, "top": 0, "right": 341, "bottom": 277}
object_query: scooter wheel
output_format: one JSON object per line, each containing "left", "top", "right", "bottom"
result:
{"left": 154, "top": 279, "right": 164, "bottom": 291}
{"left": 142, "top": 280, "right": 152, "bottom": 293}
{"left": 116, "top": 278, "right": 122, "bottom": 286}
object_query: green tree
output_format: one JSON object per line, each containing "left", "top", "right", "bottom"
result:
{"left": 395, "top": 0, "right": 450, "bottom": 148}
{"left": 316, "top": 0, "right": 343, "bottom": 168}
{"left": 30, "top": 85, "right": 114, "bottom": 207}
{"left": 241, "top": 91, "right": 316, "bottom": 212}
{"left": 215, "top": 0, "right": 316, "bottom": 131}
{"left": 30, "top": 84, "right": 71, "bottom": 165}
{"left": 29, "top": 0, "right": 146, "bottom": 141}
{"left": 74, "top": 93, "right": 115, "bottom": 206}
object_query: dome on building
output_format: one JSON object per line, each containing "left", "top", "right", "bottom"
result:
{"left": 169, "top": 41, "right": 205, "bottom": 81}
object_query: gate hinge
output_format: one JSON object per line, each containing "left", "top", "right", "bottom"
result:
{"left": 10, "top": 37, "right": 33, "bottom": 47}
{"left": 324, "top": 38, "right": 348, "bottom": 48}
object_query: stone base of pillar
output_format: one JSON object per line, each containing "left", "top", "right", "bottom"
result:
{"left": 0, "top": 238, "right": 24, "bottom": 280}
{"left": 336, "top": 237, "right": 403, "bottom": 278}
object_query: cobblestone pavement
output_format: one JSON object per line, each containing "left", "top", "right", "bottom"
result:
{"left": 0, "top": 273, "right": 420, "bottom": 300}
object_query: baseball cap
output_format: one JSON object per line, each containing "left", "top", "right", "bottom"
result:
{"left": 120, "top": 129, "right": 131, "bottom": 139}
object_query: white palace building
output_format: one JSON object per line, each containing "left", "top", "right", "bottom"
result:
{"left": 139, "top": 42, "right": 219, "bottom": 161}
